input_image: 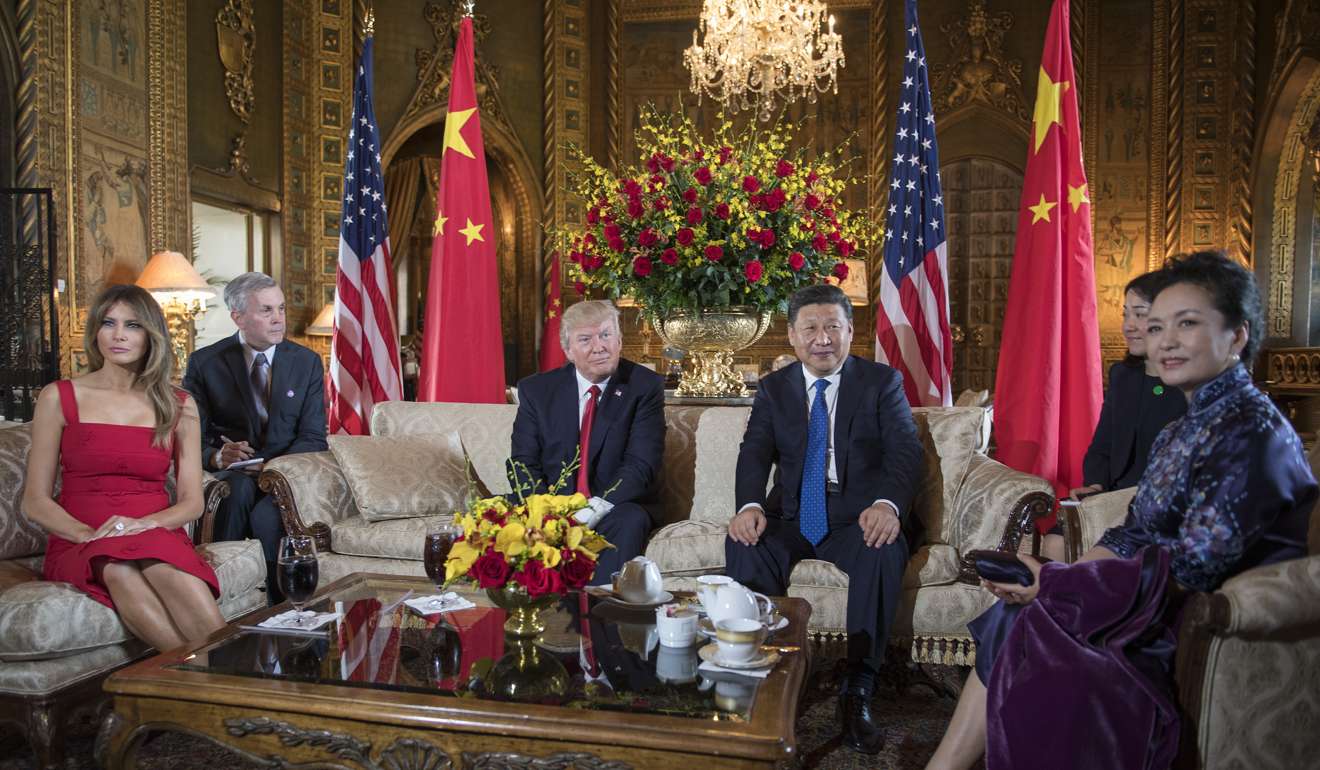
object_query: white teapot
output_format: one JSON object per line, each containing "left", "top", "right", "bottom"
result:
{"left": 695, "top": 575, "right": 774, "bottom": 625}
{"left": 612, "top": 556, "right": 663, "bottom": 604}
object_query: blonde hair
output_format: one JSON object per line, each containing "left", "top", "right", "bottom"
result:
{"left": 82, "top": 284, "right": 179, "bottom": 447}
{"left": 559, "top": 300, "right": 621, "bottom": 352}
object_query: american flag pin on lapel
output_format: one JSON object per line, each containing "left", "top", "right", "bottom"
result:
{"left": 286, "top": 389, "right": 295, "bottom": 398}
{"left": 613, "top": 388, "right": 622, "bottom": 397}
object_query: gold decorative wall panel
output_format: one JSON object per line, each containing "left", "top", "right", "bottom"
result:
{"left": 542, "top": 0, "right": 593, "bottom": 305}
{"left": 281, "top": 0, "right": 318, "bottom": 330}
{"left": 1266, "top": 70, "right": 1320, "bottom": 337}
{"left": 148, "top": 0, "right": 189, "bottom": 254}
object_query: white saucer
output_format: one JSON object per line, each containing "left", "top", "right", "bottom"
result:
{"left": 697, "top": 615, "right": 788, "bottom": 638}
{"left": 591, "top": 587, "right": 675, "bottom": 608}
{"left": 697, "top": 642, "right": 780, "bottom": 671}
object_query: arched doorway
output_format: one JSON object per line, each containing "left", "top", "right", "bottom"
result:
{"left": 381, "top": 110, "right": 544, "bottom": 384}
{"left": 937, "top": 106, "right": 1029, "bottom": 394}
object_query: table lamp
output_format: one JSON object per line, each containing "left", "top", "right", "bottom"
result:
{"left": 135, "top": 250, "right": 216, "bottom": 378}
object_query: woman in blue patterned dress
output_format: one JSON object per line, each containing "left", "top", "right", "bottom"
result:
{"left": 926, "top": 251, "right": 1317, "bottom": 769}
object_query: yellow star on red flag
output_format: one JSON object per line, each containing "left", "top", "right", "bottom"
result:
{"left": 459, "top": 217, "right": 485, "bottom": 245}
{"left": 442, "top": 107, "right": 477, "bottom": 159}
{"left": 1068, "top": 183, "right": 1090, "bottom": 212}
{"left": 1028, "top": 193, "right": 1057, "bottom": 224}
{"left": 433, "top": 209, "right": 448, "bottom": 235}
{"left": 1031, "top": 68, "right": 1067, "bottom": 153}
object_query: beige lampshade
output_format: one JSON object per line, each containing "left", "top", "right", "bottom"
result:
{"left": 136, "top": 250, "right": 215, "bottom": 305}
{"left": 307, "top": 303, "right": 335, "bottom": 336}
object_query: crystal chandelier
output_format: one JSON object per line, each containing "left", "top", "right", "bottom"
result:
{"left": 684, "top": 0, "right": 845, "bottom": 121}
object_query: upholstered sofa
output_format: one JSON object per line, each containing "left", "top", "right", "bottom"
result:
{"left": 1059, "top": 444, "right": 1320, "bottom": 770}
{"left": 0, "top": 424, "right": 268, "bottom": 769}
{"left": 263, "top": 400, "right": 1054, "bottom": 666}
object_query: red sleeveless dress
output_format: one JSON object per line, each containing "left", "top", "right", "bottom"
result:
{"left": 42, "top": 380, "right": 220, "bottom": 608}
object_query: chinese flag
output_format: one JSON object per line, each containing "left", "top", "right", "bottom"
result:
{"left": 539, "top": 252, "right": 567, "bottom": 372}
{"left": 993, "top": 0, "right": 1102, "bottom": 527}
{"left": 418, "top": 15, "right": 505, "bottom": 403}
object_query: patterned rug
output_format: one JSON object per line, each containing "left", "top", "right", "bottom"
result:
{"left": 0, "top": 660, "right": 977, "bottom": 769}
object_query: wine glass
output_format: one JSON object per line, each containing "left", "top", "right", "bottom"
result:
{"left": 277, "top": 535, "right": 319, "bottom": 625}
{"left": 423, "top": 523, "right": 464, "bottom": 609}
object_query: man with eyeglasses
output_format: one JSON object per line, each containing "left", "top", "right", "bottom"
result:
{"left": 510, "top": 299, "right": 665, "bottom": 585}
{"left": 726, "top": 283, "right": 923, "bottom": 754}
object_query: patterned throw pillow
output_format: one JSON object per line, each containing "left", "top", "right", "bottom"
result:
{"left": 329, "top": 432, "right": 488, "bottom": 523}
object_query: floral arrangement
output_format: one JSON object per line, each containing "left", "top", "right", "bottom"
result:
{"left": 444, "top": 464, "right": 613, "bottom": 598}
{"left": 558, "top": 106, "right": 874, "bottom": 317}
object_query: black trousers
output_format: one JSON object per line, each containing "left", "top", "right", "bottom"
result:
{"left": 214, "top": 470, "right": 286, "bottom": 600}
{"left": 589, "top": 501, "right": 652, "bottom": 585}
{"left": 724, "top": 497, "right": 908, "bottom": 666}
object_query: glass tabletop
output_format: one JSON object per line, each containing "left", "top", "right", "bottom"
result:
{"left": 171, "top": 579, "right": 780, "bottom": 722}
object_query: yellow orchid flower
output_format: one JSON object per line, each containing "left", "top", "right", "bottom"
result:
{"left": 445, "top": 539, "right": 480, "bottom": 582}
{"left": 530, "top": 541, "right": 562, "bottom": 568}
{"left": 495, "top": 522, "right": 527, "bottom": 557}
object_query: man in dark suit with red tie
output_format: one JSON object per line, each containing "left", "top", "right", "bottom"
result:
{"left": 183, "top": 272, "right": 328, "bottom": 602}
{"left": 509, "top": 300, "right": 665, "bottom": 585}
{"left": 726, "top": 284, "right": 923, "bottom": 754}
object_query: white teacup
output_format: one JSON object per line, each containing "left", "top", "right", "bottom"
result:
{"left": 698, "top": 576, "right": 774, "bottom": 625}
{"left": 714, "top": 617, "right": 767, "bottom": 663}
{"left": 655, "top": 645, "right": 699, "bottom": 683}
{"left": 612, "top": 556, "right": 664, "bottom": 603}
{"left": 654, "top": 604, "right": 698, "bottom": 648}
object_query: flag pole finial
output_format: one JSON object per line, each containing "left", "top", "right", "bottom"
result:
{"left": 463, "top": 1, "right": 474, "bottom": 17}
{"left": 364, "top": 7, "right": 375, "bottom": 36}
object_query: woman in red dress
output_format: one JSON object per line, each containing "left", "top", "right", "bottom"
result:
{"left": 22, "top": 284, "right": 225, "bottom": 650}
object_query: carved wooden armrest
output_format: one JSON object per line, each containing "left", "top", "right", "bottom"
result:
{"left": 257, "top": 451, "right": 358, "bottom": 554}
{"left": 948, "top": 453, "right": 1056, "bottom": 585}
{"left": 195, "top": 472, "right": 230, "bottom": 545}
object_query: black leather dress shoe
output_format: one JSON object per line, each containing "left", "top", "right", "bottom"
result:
{"left": 838, "top": 691, "right": 884, "bottom": 754}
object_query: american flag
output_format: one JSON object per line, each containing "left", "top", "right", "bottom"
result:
{"left": 874, "top": 0, "right": 953, "bottom": 407}
{"left": 330, "top": 35, "right": 403, "bottom": 435}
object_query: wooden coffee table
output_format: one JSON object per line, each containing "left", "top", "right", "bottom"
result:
{"left": 98, "top": 573, "right": 810, "bottom": 769}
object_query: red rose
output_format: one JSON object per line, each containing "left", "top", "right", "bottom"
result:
{"left": 649, "top": 174, "right": 664, "bottom": 186}
{"left": 627, "top": 200, "right": 644, "bottom": 219}
{"left": 833, "top": 262, "right": 850, "bottom": 281}
{"left": 660, "top": 154, "right": 675, "bottom": 172}
{"left": 676, "top": 227, "right": 695, "bottom": 246}
{"left": 652, "top": 196, "right": 669, "bottom": 212}
{"left": 622, "top": 179, "right": 642, "bottom": 197}
{"left": 559, "top": 551, "right": 595, "bottom": 589}
{"left": 638, "top": 228, "right": 659, "bottom": 247}
{"left": 828, "top": 230, "right": 842, "bottom": 244}
{"left": 775, "top": 159, "right": 794, "bottom": 178}
{"left": 742, "top": 175, "right": 761, "bottom": 193}
{"left": 718, "top": 146, "right": 734, "bottom": 165}
{"left": 573, "top": 280, "right": 586, "bottom": 294}
{"left": 660, "top": 247, "right": 678, "bottom": 265}
{"left": 513, "top": 559, "right": 565, "bottom": 598}
{"left": 812, "top": 234, "right": 829, "bottom": 252}
{"left": 806, "top": 171, "right": 819, "bottom": 185}
{"left": 758, "top": 229, "right": 776, "bottom": 249}
{"left": 569, "top": 250, "right": 582, "bottom": 264}
{"left": 750, "top": 194, "right": 765, "bottom": 210}
{"left": 804, "top": 193, "right": 821, "bottom": 211}
{"left": 583, "top": 233, "right": 597, "bottom": 247}
{"left": 704, "top": 244, "right": 724, "bottom": 262}
{"left": 715, "top": 203, "right": 731, "bottom": 220}
{"left": 789, "top": 251, "right": 806, "bottom": 271}
{"left": 686, "top": 206, "right": 703, "bottom": 225}
{"left": 473, "top": 549, "right": 512, "bottom": 589}
{"left": 744, "top": 260, "right": 764, "bottom": 282}
{"left": 646, "top": 153, "right": 662, "bottom": 173}
{"left": 586, "top": 207, "right": 600, "bottom": 224}
{"left": 693, "top": 149, "right": 705, "bottom": 161}
{"left": 838, "top": 239, "right": 855, "bottom": 257}
{"left": 821, "top": 207, "right": 835, "bottom": 219}
{"left": 603, "top": 223, "right": 621, "bottom": 239}
{"left": 682, "top": 187, "right": 698, "bottom": 203}
{"left": 607, "top": 236, "right": 626, "bottom": 252}
{"left": 633, "top": 256, "right": 653, "bottom": 277}
{"left": 764, "top": 187, "right": 786, "bottom": 213}
{"left": 694, "top": 165, "right": 713, "bottom": 185}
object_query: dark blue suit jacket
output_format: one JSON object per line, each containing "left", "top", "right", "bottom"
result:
{"left": 735, "top": 355, "right": 925, "bottom": 543}
{"left": 510, "top": 359, "right": 666, "bottom": 522}
{"left": 182, "top": 334, "right": 329, "bottom": 467}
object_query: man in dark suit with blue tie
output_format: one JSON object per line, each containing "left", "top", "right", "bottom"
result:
{"left": 510, "top": 300, "right": 665, "bottom": 584}
{"left": 726, "top": 284, "right": 923, "bottom": 754}
{"left": 183, "top": 272, "right": 328, "bottom": 601}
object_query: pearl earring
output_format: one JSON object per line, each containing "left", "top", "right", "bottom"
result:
{"left": 1229, "top": 353, "right": 1240, "bottom": 364}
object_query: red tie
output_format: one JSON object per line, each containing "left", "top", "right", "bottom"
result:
{"left": 577, "top": 385, "right": 600, "bottom": 496}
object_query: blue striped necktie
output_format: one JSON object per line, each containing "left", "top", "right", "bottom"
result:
{"left": 799, "top": 379, "right": 830, "bottom": 546}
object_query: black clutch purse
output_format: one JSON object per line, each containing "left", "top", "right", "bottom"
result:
{"left": 967, "top": 550, "right": 1049, "bottom": 587}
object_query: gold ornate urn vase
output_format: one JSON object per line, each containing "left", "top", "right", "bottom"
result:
{"left": 652, "top": 307, "right": 772, "bottom": 398}
{"left": 483, "top": 584, "right": 569, "bottom": 701}
{"left": 486, "top": 584, "right": 559, "bottom": 638}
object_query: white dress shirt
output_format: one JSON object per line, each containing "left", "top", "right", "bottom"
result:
{"left": 572, "top": 367, "right": 613, "bottom": 524}
{"left": 574, "top": 369, "right": 609, "bottom": 426}
{"left": 238, "top": 332, "right": 277, "bottom": 371}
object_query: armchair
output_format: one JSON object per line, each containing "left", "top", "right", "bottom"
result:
{"left": 1059, "top": 470, "right": 1320, "bottom": 770}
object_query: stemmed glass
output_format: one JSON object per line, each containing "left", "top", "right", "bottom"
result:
{"left": 423, "top": 523, "right": 464, "bottom": 610}
{"left": 277, "top": 535, "right": 319, "bottom": 626}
